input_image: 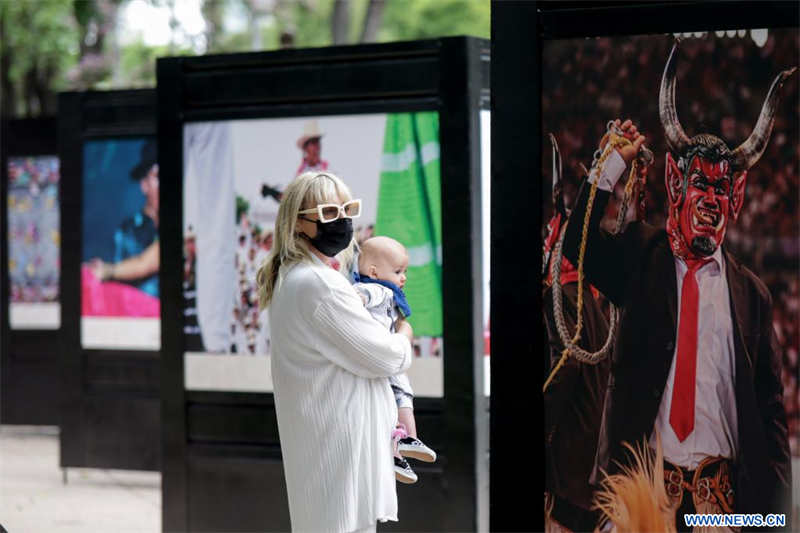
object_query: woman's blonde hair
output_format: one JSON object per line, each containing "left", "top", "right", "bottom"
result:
{"left": 257, "top": 171, "right": 357, "bottom": 309}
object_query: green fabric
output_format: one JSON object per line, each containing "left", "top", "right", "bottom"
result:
{"left": 375, "top": 112, "right": 442, "bottom": 336}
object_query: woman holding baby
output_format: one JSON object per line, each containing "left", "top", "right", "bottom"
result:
{"left": 257, "top": 171, "right": 414, "bottom": 533}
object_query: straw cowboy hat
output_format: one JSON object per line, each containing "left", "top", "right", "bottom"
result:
{"left": 297, "top": 120, "right": 324, "bottom": 149}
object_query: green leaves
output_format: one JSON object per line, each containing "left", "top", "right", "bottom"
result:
{"left": 0, "top": 0, "right": 489, "bottom": 116}
{"left": 1, "top": 0, "right": 79, "bottom": 115}
{"left": 379, "top": 0, "right": 489, "bottom": 41}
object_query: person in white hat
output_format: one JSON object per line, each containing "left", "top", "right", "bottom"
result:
{"left": 296, "top": 120, "right": 329, "bottom": 176}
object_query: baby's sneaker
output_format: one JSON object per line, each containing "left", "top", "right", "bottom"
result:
{"left": 394, "top": 456, "right": 418, "bottom": 484}
{"left": 398, "top": 437, "right": 437, "bottom": 463}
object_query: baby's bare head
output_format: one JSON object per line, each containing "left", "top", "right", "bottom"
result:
{"left": 358, "top": 236, "right": 409, "bottom": 288}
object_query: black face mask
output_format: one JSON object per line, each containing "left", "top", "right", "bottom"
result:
{"left": 302, "top": 217, "right": 353, "bottom": 257}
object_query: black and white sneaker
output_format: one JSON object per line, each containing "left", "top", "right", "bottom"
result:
{"left": 398, "top": 437, "right": 437, "bottom": 463}
{"left": 394, "top": 456, "right": 418, "bottom": 484}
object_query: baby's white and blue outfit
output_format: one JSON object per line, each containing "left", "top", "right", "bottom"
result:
{"left": 352, "top": 275, "right": 415, "bottom": 410}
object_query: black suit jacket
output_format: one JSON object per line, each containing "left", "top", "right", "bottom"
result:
{"left": 563, "top": 182, "right": 791, "bottom": 522}
{"left": 543, "top": 281, "right": 610, "bottom": 514}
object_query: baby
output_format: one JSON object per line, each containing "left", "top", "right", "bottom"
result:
{"left": 353, "top": 236, "right": 437, "bottom": 484}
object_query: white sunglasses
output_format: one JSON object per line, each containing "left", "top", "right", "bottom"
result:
{"left": 298, "top": 199, "right": 362, "bottom": 223}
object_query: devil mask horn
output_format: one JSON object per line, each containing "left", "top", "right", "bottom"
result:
{"left": 659, "top": 39, "right": 796, "bottom": 171}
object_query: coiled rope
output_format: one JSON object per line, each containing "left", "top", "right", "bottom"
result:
{"left": 543, "top": 122, "right": 650, "bottom": 392}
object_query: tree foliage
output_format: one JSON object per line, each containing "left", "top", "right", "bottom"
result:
{"left": 0, "top": 0, "right": 80, "bottom": 116}
{"left": 0, "top": 0, "right": 489, "bottom": 117}
{"left": 118, "top": 40, "right": 194, "bottom": 87}
{"left": 379, "top": 0, "right": 489, "bottom": 42}
{"left": 70, "top": 0, "right": 125, "bottom": 90}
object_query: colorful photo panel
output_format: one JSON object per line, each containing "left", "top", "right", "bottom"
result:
{"left": 8, "top": 155, "right": 60, "bottom": 329}
{"left": 81, "top": 138, "right": 160, "bottom": 350}
{"left": 183, "top": 113, "right": 444, "bottom": 394}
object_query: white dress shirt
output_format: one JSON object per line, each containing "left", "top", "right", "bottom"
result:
{"left": 650, "top": 249, "right": 738, "bottom": 469}
{"left": 590, "top": 150, "right": 739, "bottom": 469}
{"left": 587, "top": 148, "right": 628, "bottom": 191}
{"left": 269, "top": 255, "right": 412, "bottom": 532}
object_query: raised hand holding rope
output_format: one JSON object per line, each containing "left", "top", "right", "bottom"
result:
{"left": 543, "top": 120, "right": 651, "bottom": 392}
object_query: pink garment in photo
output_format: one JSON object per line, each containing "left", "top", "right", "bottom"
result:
{"left": 81, "top": 265, "right": 160, "bottom": 317}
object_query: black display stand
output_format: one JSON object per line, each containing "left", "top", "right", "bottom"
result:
{"left": 490, "top": 2, "right": 798, "bottom": 532}
{"left": 489, "top": 4, "right": 541, "bottom": 531}
{"left": 158, "top": 37, "right": 489, "bottom": 532}
{"left": 1, "top": 117, "right": 62, "bottom": 425}
{"left": 58, "top": 90, "right": 161, "bottom": 471}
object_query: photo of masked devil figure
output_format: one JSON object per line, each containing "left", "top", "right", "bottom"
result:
{"left": 562, "top": 40, "right": 795, "bottom": 531}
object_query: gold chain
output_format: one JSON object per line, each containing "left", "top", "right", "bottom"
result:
{"left": 543, "top": 133, "right": 633, "bottom": 393}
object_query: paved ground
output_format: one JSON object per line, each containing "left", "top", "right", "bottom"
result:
{"left": 1, "top": 424, "right": 799, "bottom": 532}
{"left": 0, "top": 425, "right": 160, "bottom": 533}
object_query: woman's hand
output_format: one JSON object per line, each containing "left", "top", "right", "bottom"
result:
{"left": 601, "top": 118, "right": 647, "bottom": 165}
{"left": 395, "top": 318, "right": 414, "bottom": 344}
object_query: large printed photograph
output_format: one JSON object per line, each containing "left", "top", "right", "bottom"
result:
{"left": 81, "top": 138, "right": 160, "bottom": 350}
{"left": 7, "top": 155, "right": 60, "bottom": 329}
{"left": 183, "top": 113, "right": 444, "bottom": 394}
{"left": 541, "top": 29, "right": 799, "bottom": 531}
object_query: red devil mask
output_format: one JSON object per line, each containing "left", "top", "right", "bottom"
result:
{"left": 658, "top": 41, "right": 795, "bottom": 259}
{"left": 665, "top": 145, "right": 747, "bottom": 259}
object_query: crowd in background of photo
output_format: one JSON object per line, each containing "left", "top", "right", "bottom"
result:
{"left": 541, "top": 30, "right": 800, "bottom": 455}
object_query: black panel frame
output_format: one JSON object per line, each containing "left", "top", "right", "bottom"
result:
{"left": 489, "top": 1, "right": 799, "bottom": 531}
{"left": 1, "top": 117, "right": 61, "bottom": 425}
{"left": 58, "top": 89, "right": 161, "bottom": 471}
{"left": 159, "top": 37, "right": 489, "bottom": 532}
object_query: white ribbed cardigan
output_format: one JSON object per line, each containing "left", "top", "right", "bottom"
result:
{"left": 269, "top": 257, "right": 413, "bottom": 533}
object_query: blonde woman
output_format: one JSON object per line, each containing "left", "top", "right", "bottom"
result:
{"left": 257, "top": 172, "right": 413, "bottom": 533}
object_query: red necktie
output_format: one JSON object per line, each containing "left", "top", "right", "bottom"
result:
{"left": 669, "top": 258, "right": 712, "bottom": 442}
